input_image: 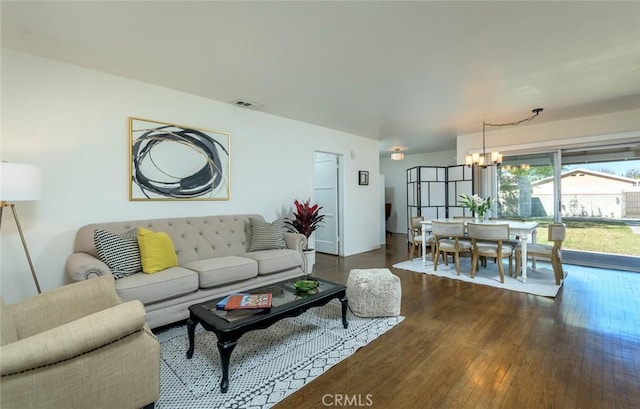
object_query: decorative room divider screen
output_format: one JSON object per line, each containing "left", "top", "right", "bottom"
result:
{"left": 406, "top": 165, "right": 475, "bottom": 236}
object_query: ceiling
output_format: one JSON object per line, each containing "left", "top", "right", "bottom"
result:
{"left": 2, "top": 1, "right": 640, "bottom": 158}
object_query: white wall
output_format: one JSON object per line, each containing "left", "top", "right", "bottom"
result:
{"left": 380, "top": 149, "right": 457, "bottom": 235}
{"left": 457, "top": 109, "right": 640, "bottom": 164}
{"left": 0, "top": 48, "right": 381, "bottom": 303}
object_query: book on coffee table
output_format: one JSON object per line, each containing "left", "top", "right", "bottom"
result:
{"left": 214, "top": 294, "right": 235, "bottom": 310}
{"left": 217, "top": 308, "right": 268, "bottom": 322}
{"left": 203, "top": 302, "right": 267, "bottom": 322}
{"left": 222, "top": 293, "right": 272, "bottom": 310}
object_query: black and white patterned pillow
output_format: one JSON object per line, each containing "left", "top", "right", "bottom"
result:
{"left": 248, "top": 218, "right": 287, "bottom": 252}
{"left": 94, "top": 228, "right": 142, "bottom": 279}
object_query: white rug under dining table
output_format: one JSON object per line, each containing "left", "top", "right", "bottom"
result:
{"left": 393, "top": 257, "right": 563, "bottom": 298}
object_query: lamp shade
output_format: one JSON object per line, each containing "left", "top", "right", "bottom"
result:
{"left": 391, "top": 152, "right": 404, "bottom": 160}
{"left": 0, "top": 162, "right": 42, "bottom": 202}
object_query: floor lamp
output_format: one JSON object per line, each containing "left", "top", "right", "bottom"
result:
{"left": 0, "top": 162, "right": 43, "bottom": 293}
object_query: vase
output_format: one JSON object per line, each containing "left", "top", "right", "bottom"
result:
{"left": 302, "top": 249, "right": 316, "bottom": 275}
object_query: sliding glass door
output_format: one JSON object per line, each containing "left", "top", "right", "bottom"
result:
{"left": 560, "top": 145, "right": 640, "bottom": 258}
{"left": 497, "top": 142, "right": 640, "bottom": 267}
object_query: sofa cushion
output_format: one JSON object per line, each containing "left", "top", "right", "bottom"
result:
{"left": 243, "top": 249, "right": 303, "bottom": 276}
{"left": 137, "top": 227, "right": 179, "bottom": 273}
{"left": 248, "top": 218, "right": 286, "bottom": 252}
{"left": 115, "top": 266, "right": 198, "bottom": 304}
{"left": 183, "top": 256, "right": 258, "bottom": 288}
{"left": 94, "top": 228, "right": 142, "bottom": 279}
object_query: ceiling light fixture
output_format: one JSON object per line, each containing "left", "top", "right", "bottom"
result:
{"left": 391, "top": 148, "right": 404, "bottom": 161}
{"left": 466, "top": 108, "right": 544, "bottom": 168}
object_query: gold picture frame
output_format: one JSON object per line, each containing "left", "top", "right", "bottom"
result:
{"left": 129, "top": 117, "right": 230, "bottom": 201}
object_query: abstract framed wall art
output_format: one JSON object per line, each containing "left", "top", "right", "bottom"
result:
{"left": 129, "top": 117, "right": 230, "bottom": 201}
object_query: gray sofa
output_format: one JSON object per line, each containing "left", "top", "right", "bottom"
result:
{"left": 65, "top": 214, "right": 306, "bottom": 329}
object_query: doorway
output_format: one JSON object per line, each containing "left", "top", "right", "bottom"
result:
{"left": 313, "top": 151, "right": 343, "bottom": 255}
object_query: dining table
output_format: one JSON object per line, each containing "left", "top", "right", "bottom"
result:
{"left": 421, "top": 219, "right": 539, "bottom": 283}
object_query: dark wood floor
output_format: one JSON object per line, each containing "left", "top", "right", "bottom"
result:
{"left": 276, "top": 233, "right": 640, "bottom": 409}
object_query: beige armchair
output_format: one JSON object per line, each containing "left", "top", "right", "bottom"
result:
{"left": 1, "top": 275, "right": 160, "bottom": 409}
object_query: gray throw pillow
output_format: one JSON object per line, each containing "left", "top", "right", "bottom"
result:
{"left": 249, "top": 218, "right": 287, "bottom": 252}
{"left": 94, "top": 228, "right": 142, "bottom": 279}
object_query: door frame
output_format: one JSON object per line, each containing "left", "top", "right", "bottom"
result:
{"left": 313, "top": 151, "right": 344, "bottom": 256}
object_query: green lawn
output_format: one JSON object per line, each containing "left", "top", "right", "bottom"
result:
{"left": 534, "top": 219, "right": 640, "bottom": 256}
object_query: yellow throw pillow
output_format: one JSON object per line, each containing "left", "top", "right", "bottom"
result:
{"left": 137, "top": 227, "right": 178, "bottom": 274}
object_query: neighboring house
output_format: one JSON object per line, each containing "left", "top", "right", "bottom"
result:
{"left": 532, "top": 169, "right": 640, "bottom": 218}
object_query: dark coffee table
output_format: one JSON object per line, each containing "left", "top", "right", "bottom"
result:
{"left": 186, "top": 276, "right": 348, "bottom": 393}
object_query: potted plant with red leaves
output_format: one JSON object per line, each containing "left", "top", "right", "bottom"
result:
{"left": 285, "top": 199, "right": 325, "bottom": 246}
{"left": 285, "top": 199, "right": 325, "bottom": 274}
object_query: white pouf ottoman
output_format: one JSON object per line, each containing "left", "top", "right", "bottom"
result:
{"left": 346, "top": 268, "right": 402, "bottom": 317}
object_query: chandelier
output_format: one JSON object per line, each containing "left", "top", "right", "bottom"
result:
{"left": 466, "top": 108, "right": 543, "bottom": 168}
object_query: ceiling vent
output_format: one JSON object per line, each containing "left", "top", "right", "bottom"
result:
{"left": 231, "top": 99, "right": 263, "bottom": 110}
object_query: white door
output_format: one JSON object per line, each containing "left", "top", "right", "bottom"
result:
{"left": 313, "top": 152, "right": 340, "bottom": 255}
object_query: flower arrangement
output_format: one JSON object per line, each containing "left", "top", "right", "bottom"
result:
{"left": 458, "top": 194, "right": 494, "bottom": 219}
{"left": 284, "top": 199, "right": 325, "bottom": 250}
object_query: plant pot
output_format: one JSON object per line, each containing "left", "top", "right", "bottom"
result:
{"left": 303, "top": 249, "right": 316, "bottom": 275}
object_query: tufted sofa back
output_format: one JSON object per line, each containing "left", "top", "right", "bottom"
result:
{"left": 74, "top": 214, "right": 265, "bottom": 265}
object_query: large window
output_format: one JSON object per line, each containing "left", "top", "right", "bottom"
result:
{"left": 497, "top": 144, "right": 640, "bottom": 261}
{"left": 497, "top": 152, "right": 558, "bottom": 220}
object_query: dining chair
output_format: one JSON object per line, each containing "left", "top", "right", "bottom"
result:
{"left": 408, "top": 216, "right": 423, "bottom": 259}
{"left": 487, "top": 217, "right": 525, "bottom": 261}
{"left": 490, "top": 217, "right": 526, "bottom": 242}
{"left": 515, "top": 223, "right": 566, "bottom": 284}
{"left": 431, "top": 220, "right": 471, "bottom": 275}
{"left": 450, "top": 216, "right": 474, "bottom": 239}
{"left": 409, "top": 216, "right": 435, "bottom": 260}
{"left": 467, "top": 222, "right": 513, "bottom": 283}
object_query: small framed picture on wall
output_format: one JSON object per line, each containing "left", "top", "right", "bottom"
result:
{"left": 358, "top": 170, "right": 369, "bottom": 186}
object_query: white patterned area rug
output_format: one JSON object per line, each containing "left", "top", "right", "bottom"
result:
{"left": 155, "top": 300, "right": 404, "bottom": 409}
{"left": 393, "top": 258, "right": 563, "bottom": 298}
